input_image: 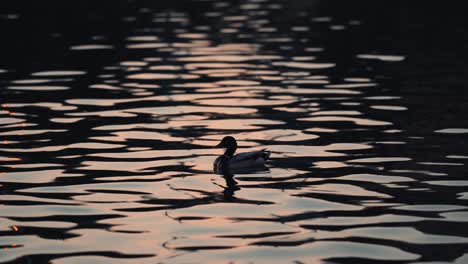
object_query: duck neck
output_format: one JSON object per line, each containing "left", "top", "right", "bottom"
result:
{"left": 224, "top": 145, "right": 236, "bottom": 159}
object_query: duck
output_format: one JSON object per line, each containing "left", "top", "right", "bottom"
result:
{"left": 213, "top": 136, "right": 271, "bottom": 173}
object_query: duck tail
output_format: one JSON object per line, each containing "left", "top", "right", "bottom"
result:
{"left": 261, "top": 149, "right": 271, "bottom": 161}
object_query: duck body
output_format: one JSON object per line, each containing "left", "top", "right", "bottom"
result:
{"left": 213, "top": 136, "right": 270, "bottom": 174}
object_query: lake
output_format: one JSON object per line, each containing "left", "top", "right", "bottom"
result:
{"left": 1, "top": 0, "right": 468, "bottom": 263}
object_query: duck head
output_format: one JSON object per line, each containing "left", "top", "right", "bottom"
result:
{"left": 215, "top": 136, "right": 237, "bottom": 149}
{"left": 215, "top": 136, "right": 237, "bottom": 158}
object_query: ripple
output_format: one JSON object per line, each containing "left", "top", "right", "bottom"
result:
{"left": 235, "top": 129, "right": 319, "bottom": 141}
{"left": 298, "top": 214, "right": 426, "bottom": 227}
{"left": 347, "top": 157, "right": 411, "bottom": 163}
{"left": 126, "top": 36, "right": 159, "bottom": 41}
{"left": 447, "top": 155, "right": 468, "bottom": 159}
{"left": 424, "top": 181, "right": 468, "bottom": 186}
{"left": 70, "top": 44, "right": 114, "bottom": 50}
{"left": 177, "top": 55, "right": 282, "bottom": 62}
{"left": 126, "top": 43, "right": 168, "bottom": 49}
{"left": 339, "top": 226, "right": 468, "bottom": 244}
{"left": 393, "top": 205, "right": 467, "bottom": 212}
{"left": 0, "top": 156, "right": 21, "bottom": 162}
{"left": 12, "top": 79, "right": 57, "bottom": 84}
{"left": 0, "top": 117, "right": 25, "bottom": 125}
{"left": 337, "top": 173, "right": 415, "bottom": 183}
{"left": 108, "top": 131, "right": 186, "bottom": 142}
{"left": 370, "top": 105, "right": 408, "bottom": 111}
{"left": 195, "top": 98, "right": 296, "bottom": 106}
{"left": 357, "top": 54, "right": 405, "bottom": 62}
{"left": 435, "top": 128, "right": 468, "bottom": 134}
{"left": 0, "top": 129, "right": 66, "bottom": 136}
{"left": 0, "top": 204, "right": 103, "bottom": 217}
{"left": 50, "top": 117, "right": 84, "bottom": 123}
{"left": 299, "top": 116, "right": 392, "bottom": 126}
{"left": 440, "top": 211, "right": 468, "bottom": 222}
{"left": 127, "top": 106, "right": 257, "bottom": 115}
{"left": 126, "top": 73, "right": 180, "bottom": 80}
{"left": 325, "top": 83, "right": 378, "bottom": 89}
{"left": 31, "top": 71, "right": 86, "bottom": 76}
{"left": 267, "top": 143, "right": 371, "bottom": 157}
{"left": 273, "top": 61, "right": 335, "bottom": 69}
{"left": 7, "top": 85, "right": 70, "bottom": 91}
{"left": 182, "top": 241, "right": 419, "bottom": 262}
{"left": 181, "top": 118, "right": 284, "bottom": 131}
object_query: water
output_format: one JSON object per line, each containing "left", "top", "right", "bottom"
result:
{"left": 1, "top": 1, "right": 468, "bottom": 263}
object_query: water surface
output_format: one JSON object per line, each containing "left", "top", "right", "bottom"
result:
{"left": 1, "top": 0, "right": 468, "bottom": 263}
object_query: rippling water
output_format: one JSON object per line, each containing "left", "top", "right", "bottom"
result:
{"left": 1, "top": 1, "right": 468, "bottom": 263}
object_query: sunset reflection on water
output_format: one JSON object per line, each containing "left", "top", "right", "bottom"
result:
{"left": 1, "top": 0, "right": 468, "bottom": 263}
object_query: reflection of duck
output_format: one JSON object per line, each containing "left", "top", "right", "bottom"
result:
{"left": 220, "top": 173, "right": 239, "bottom": 201}
{"left": 213, "top": 136, "right": 271, "bottom": 174}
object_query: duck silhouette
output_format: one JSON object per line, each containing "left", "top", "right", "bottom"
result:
{"left": 213, "top": 136, "right": 271, "bottom": 174}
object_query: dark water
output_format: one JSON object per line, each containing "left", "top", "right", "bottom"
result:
{"left": 1, "top": 1, "right": 468, "bottom": 263}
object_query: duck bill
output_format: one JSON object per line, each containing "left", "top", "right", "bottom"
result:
{"left": 214, "top": 142, "right": 223, "bottom": 148}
